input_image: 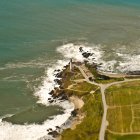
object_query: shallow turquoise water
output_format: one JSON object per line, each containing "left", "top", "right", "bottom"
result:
{"left": 0, "top": 0, "right": 140, "bottom": 122}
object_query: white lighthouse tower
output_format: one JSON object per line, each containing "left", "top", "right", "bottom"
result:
{"left": 70, "top": 58, "right": 73, "bottom": 72}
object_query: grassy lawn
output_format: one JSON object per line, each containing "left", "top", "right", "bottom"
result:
{"left": 95, "top": 78, "right": 124, "bottom": 84}
{"left": 61, "top": 90, "right": 103, "bottom": 140}
{"left": 107, "top": 107, "right": 132, "bottom": 133}
{"left": 105, "top": 81, "right": 140, "bottom": 106}
{"left": 71, "top": 81, "right": 98, "bottom": 92}
{"left": 126, "top": 76, "right": 140, "bottom": 79}
{"left": 105, "top": 80, "right": 140, "bottom": 135}
{"left": 105, "top": 132, "right": 140, "bottom": 140}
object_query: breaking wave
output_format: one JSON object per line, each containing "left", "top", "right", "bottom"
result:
{"left": 116, "top": 53, "right": 140, "bottom": 72}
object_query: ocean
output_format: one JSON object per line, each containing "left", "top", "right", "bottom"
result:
{"left": 0, "top": 0, "right": 140, "bottom": 139}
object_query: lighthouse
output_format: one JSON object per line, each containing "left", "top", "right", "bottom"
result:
{"left": 70, "top": 58, "right": 73, "bottom": 72}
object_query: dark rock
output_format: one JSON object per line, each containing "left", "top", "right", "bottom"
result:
{"left": 79, "top": 47, "right": 83, "bottom": 52}
{"left": 71, "top": 109, "right": 78, "bottom": 117}
{"left": 97, "top": 63, "right": 102, "bottom": 68}
{"left": 99, "top": 63, "right": 103, "bottom": 66}
{"left": 59, "top": 86, "right": 64, "bottom": 89}
{"left": 54, "top": 79, "right": 62, "bottom": 85}
{"left": 64, "top": 65, "right": 69, "bottom": 69}
{"left": 84, "top": 60, "right": 89, "bottom": 64}
{"left": 82, "top": 52, "right": 91, "bottom": 58}
{"left": 54, "top": 69, "right": 61, "bottom": 72}
{"left": 48, "top": 132, "right": 53, "bottom": 135}
{"left": 56, "top": 126, "right": 60, "bottom": 129}
{"left": 52, "top": 93, "right": 57, "bottom": 98}
{"left": 126, "top": 71, "right": 140, "bottom": 75}
{"left": 49, "top": 100, "right": 54, "bottom": 103}
{"left": 59, "top": 93, "right": 68, "bottom": 100}
{"left": 98, "top": 75, "right": 110, "bottom": 80}
{"left": 52, "top": 96, "right": 57, "bottom": 99}
{"left": 89, "top": 77, "right": 94, "bottom": 81}
{"left": 48, "top": 90, "right": 54, "bottom": 95}
{"left": 61, "top": 95, "right": 68, "bottom": 100}
{"left": 55, "top": 72, "right": 62, "bottom": 78}
{"left": 54, "top": 87, "right": 60, "bottom": 91}
{"left": 48, "top": 131, "right": 59, "bottom": 138}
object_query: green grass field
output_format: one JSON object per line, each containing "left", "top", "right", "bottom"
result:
{"left": 71, "top": 81, "right": 98, "bottom": 92}
{"left": 105, "top": 80, "right": 140, "bottom": 138}
{"left": 105, "top": 132, "right": 140, "bottom": 140}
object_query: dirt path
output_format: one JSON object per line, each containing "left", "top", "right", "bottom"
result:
{"left": 107, "top": 129, "right": 140, "bottom": 135}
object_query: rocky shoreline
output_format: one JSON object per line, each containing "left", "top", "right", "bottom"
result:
{"left": 126, "top": 71, "right": 140, "bottom": 75}
{"left": 44, "top": 63, "right": 84, "bottom": 139}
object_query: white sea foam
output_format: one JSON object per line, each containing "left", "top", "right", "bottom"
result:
{"left": 0, "top": 63, "right": 74, "bottom": 140}
{"left": 99, "top": 60, "right": 118, "bottom": 73}
{"left": 0, "top": 111, "right": 73, "bottom": 140}
{"left": 57, "top": 43, "right": 103, "bottom": 63}
{"left": 0, "top": 59, "right": 51, "bottom": 71}
{"left": 0, "top": 49, "right": 74, "bottom": 140}
{"left": 117, "top": 54, "right": 140, "bottom": 72}
{"left": 0, "top": 43, "right": 139, "bottom": 140}
{"left": 35, "top": 59, "right": 69, "bottom": 105}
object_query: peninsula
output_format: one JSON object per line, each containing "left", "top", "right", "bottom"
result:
{"left": 44, "top": 48, "right": 140, "bottom": 140}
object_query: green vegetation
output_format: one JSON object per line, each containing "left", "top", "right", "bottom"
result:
{"left": 107, "top": 107, "right": 132, "bottom": 133}
{"left": 105, "top": 132, "right": 140, "bottom": 140}
{"left": 63, "top": 81, "right": 99, "bottom": 97}
{"left": 126, "top": 76, "right": 140, "bottom": 79}
{"left": 61, "top": 90, "right": 103, "bottom": 140}
{"left": 3, "top": 104, "right": 64, "bottom": 124}
{"left": 71, "top": 81, "right": 98, "bottom": 93}
{"left": 105, "top": 80, "right": 140, "bottom": 134}
{"left": 61, "top": 68, "right": 73, "bottom": 88}
{"left": 62, "top": 66, "right": 84, "bottom": 88}
{"left": 105, "top": 81, "right": 140, "bottom": 106}
{"left": 95, "top": 78, "right": 124, "bottom": 84}
{"left": 71, "top": 67, "right": 84, "bottom": 80}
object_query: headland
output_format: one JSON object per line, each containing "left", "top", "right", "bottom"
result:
{"left": 42, "top": 48, "right": 140, "bottom": 140}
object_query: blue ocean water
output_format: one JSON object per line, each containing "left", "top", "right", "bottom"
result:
{"left": 0, "top": 0, "right": 140, "bottom": 139}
